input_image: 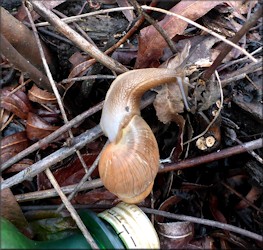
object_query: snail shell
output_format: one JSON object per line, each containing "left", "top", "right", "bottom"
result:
{"left": 99, "top": 68, "right": 182, "bottom": 203}
{"left": 99, "top": 115, "right": 159, "bottom": 204}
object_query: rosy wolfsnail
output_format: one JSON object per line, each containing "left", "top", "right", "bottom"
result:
{"left": 99, "top": 68, "right": 185, "bottom": 203}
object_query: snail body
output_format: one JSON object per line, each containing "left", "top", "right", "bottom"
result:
{"left": 99, "top": 68, "right": 182, "bottom": 203}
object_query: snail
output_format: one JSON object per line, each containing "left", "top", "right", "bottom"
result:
{"left": 99, "top": 68, "right": 184, "bottom": 203}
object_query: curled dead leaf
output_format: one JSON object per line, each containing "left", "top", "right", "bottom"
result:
{"left": 28, "top": 84, "right": 57, "bottom": 104}
{"left": 135, "top": 1, "right": 226, "bottom": 68}
{"left": 0, "top": 131, "right": 29, "bottom": 164}
{"left": 157, "top": 221, "right": 194, "bottom": 249}
{"left": 0, "top": 88, "right": 31, "bottom": 120}
{"left": 26, "top": 112, "right": 60, "bottom": 141}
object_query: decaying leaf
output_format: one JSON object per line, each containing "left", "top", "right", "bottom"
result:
{"left": 0, "top": 131, "right": 29, "bottom": 164}
{"left": 154, "top": 82, "right": 186, "bottom": 124}
{"left": 157, "top": 221, "right": 194, "bottom": 249}
{"left": 135, "top": 1, "right": 226, "bottom": 68}
{"left": 38, "top": 154, "right": 99, "bottom": 190}
{"left": 5, "top": 158, "right": 34, "bottom": 174}
{"left": 156, "top": 196, "right": 194, "bottom": 249}
{"left": 116, "top": 0, "right": 135, "bottom": 22}
{"left": 26, "top": 112, "right": 60, "bottom": 141}
{"left": 28, "top": 84, "right": 57, "bottom": 104}
{"left": 74, "top": 187, "right": 119, "bottom": 205}
{"left": 162, "top": 40, "right": 191, "bottom": 72}
{"left": 1, "top": 176, "right": 32, "bottom": 237}
{"left": 0, "top": 88, "right": 32, "bottom": 120}
{"left": 192, "top": 80, "right": 220, "bottom": 112}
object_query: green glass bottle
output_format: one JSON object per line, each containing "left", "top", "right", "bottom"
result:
{"left": 1, "top": 202, "right": 160, "bottom": 249}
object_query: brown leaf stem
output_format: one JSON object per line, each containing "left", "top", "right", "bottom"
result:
{"left": 159, "top": 138, "right": 263, "bottom": 173}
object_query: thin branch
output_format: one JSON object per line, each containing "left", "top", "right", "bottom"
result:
{"left": 15, "top": 179, "right": 103, "bottom": 203}
{"left": 141, "top": 208, "right": 263, "bottom": 242}
{"left": 1, "top": 126, "right": 103, "bottom": 190}
{"left": 202, "top": 4, "right": 262, "bottom": 81}
{"left": 0, "top": 34, "right": 52, "bottom": 92}
{"left": 159, "top": 138, "right": 263, "bottom": 173}
{"left": 32, "top": 5, "right": 257, "bottom": 62}
{"left": 183, "top": 70, "right": 224, "bottom": 145}
{"left": 56, "top": 143, "right": 107, "bottom": 212}
{"left": 129, "top": 0, "right": 177, "bottom": 53}
{"left": 1, "top": 102, "right": 104, "bottom": 171}
{"left": 28, "top": 0, "right": 128, "bottom": 74}
{"left": 45, "top": 168, "right": 99, "bottom": 249}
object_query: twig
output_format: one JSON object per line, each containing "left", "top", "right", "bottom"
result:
{"left": 52, "top": 9, "right": 97, "bottom": 47}
{"left": 0, "top": 34, "right": 52, "bottom": 92}
{"left": 141, "top": 6, "right": 258, "bottom": 62}
{"left": 129, "top": 0, "right": 177, "bottom": 53}
{"left": 202, "top": 4, "right": 262, "bottom": 81}
{"left": 222, "top": 182, "right": 263, "bottom": 214}
{"left": 45, "top": 168, "right": 99, "bottom": 249}
{"left": 61, "top": 75, "right": 115, "bottom": 84}
{"left": 15, "top": 179, "right": 103, "bottom": 203}
{"left": 28, "top": 0, "right": 128, "bottom": 74}
{"left": 183, "top": 70, "right": 224, "bottom": 145}
{"left": 159, "top": 138, "right": 263, "bottom": 173}
{"left": 1, "top": 125, "right": 103, "bottom": 190}
{"left": 25, "top": 3, "right": 92, "bottom": 178}
{"left": 56, "top": 143, "right": 107, "bottom": 212}
{"left": 221, "top": 61, "right": 262, "bottom": 87}
{"left": 32, "top": 5, "right": 257, "bottom": 62}
{"left": 1, "top": 102, "right": 103, "bottom": 171}
{"left": 1, "top": 93, "right": 157, "bottom": 190}
{"left": 141, "top": 208, "right": 263, "bottom": 242}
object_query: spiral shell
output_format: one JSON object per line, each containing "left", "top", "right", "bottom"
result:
{"left": 99, "top": 115, "right": 159, "bottom": 204}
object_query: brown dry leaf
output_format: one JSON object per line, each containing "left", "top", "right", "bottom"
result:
{"left": 0, "top": 88, "right": 32, "bottom": 120}
{"left": 116, "top": 0, "right": 135, "bottom": 22}
{"left": 37, "top": 154, "right": 99, "bottom": 190}
{"left": 74, "top": 187, "right": 119, "bottom": 205}
{"left": 157, "top": 221, "right": 194, "bottom": 249}
{"left": 1, "top": 176, "right": 32, "bottom": 236}
{"left": 26, "top": 112, "right": 59, "bottom": 141}
{"left": 15, "top": 0, "right": 66, "bottom": 21}
{"left": 153, "top": 80, "right": 187, "bottom": 124}
{"left": 235, "top": 186, "right": 262, "bottom": 210}
{"left": 161, "top": 40, "right": 191, "bottom": 71}
{"left": 28, "top": 84, "right": 57, "bottom": 104}
{"left": 0, "top": 131, "right": 29, "bottom": 164}
{"left": 5, "top": 158, "right": 34, "bottom": 174}
{"left": 64, "top": 59, "right": 94, "bottom": 91}
{"left": 209, "top": 194, "right": 228, "bottom": 224}
{"left": 135, "top": 1, "right": 226, "bottom": 68}
{"left": 0, "top": 109, "right": 13, "bottom": 131}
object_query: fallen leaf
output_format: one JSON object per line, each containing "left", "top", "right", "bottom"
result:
{"left": 116, "top": 0, "right": 135, "bottom": 22}
{"left": 0, "top": 88, "right": 32, "bottom": 120}
{"left": 38, "top": 154, "right": 99, "bottom": 190}
{"left": 135, "top": 1, "right": 226, "bottom": 68}
{"left": 26, "top": 112, "right": 59, "bottom": 141}
{"left": 28, "top": 84, "right": 57, "bottom": 104}
{"left": 235, "top": 186, "right": 262, "bottom": 210}
{"left": 0, "top": 131, "right": 29, "bottom": 164}
{"left": 5, "top": 158, "right": 34, "bottom": 174}
{"left": 0, "top": 177, "right": 32, "bottom": 237}
{"left": 74, "top": 187, "right": 119, "bottom": 205}
{"left": 157, "top": 221, "right": 194, "bottom": 249}
{"left": 15, "top": 0, "right": 66, "bottom": 21}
